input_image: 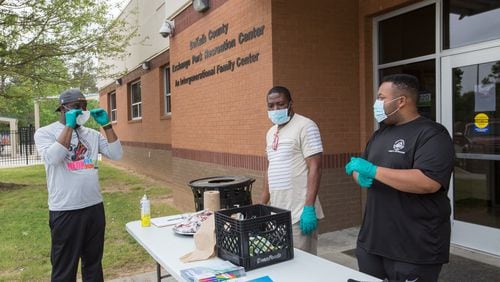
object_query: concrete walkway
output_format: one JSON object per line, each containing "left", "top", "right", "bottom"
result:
{"left": 109, "top": 227, "right": 500, "bottom": 281}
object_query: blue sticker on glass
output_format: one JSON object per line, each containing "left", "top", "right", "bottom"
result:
{"left": 474, "top": 125, "right": 489, "bottom": 133}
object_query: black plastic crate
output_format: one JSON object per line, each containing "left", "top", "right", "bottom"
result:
{"left": 189, "top": 176, "right": 254, "bottom": 211}
{"left": 215, "top": 204, "right": 294, "bottom": 271}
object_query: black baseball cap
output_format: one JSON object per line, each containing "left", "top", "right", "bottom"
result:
{"left": 55, "top": 89, "right": 86, "bottom": 112}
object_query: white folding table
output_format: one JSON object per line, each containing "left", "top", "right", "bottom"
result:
{"left": 126, "top": 219, "right": 380, "bottom": 282}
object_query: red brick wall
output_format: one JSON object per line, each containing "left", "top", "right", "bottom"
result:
{"left": 99, "top": 50, "right": 172, "bottom": 145}
{"left": 109, "top": 146, "right": 173, "bottom": 182}
{"left": 272, "top": 0, "right": 361, "bottom": 154}
{"left": 99, "top": 0, "right": 421, "bottom": 233}
{"left": 99, "top": 49, "right": 172, "bottom": 177}
{"left": 114, "top": 68, "right": 172, "bottom": 143}
{"left": 170, "top": 0, "right": 272, "bottom": 156}
{"left": 270, "top": 0, "right": 363, "bottom": 231}
{"left": 167, "top": 0, "right": 274, "bottom": 214}
{"left": 168, "top": 0, "right": 369, "bottom": 232}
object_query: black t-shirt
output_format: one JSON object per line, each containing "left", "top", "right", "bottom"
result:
{"left": 357, "top": 116, "right": 455, "bottom": 264}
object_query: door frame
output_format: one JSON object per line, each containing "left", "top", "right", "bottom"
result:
{"left": 441, "top": 46, "right": 500, "bottom": 256}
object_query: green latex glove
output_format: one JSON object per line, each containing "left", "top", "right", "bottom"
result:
{"left": 357, "top": 173, "right": 373, "bottom": 188}
{"left": 345, "top": 157, "right": 378, "bottom": 179}
{"left": 90, "top": 108, "right": 110, "bottom": 126}
{"left": 65, "top": 109, "right": 82, "bottom": 128}
{"left": 300, "top": 206, "right": 317, "bottom": 235}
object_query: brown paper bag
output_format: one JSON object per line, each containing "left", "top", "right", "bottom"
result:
{"left": 179, "top": 214, "right": 216, "bottom": 262}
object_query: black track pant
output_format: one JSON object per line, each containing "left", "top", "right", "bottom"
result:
{"left": 49, "top": 203, "right": 105, "bottom": 282}
{"left": 356, "top": 246, "right": 443, "bottom": 282}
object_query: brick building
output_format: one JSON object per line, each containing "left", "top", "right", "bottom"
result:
{"left": 99, "top": 0, "right": 500, "bottom": 257}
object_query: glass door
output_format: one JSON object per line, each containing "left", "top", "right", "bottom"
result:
{"left": 442, "top": 46, "right": 500, "bottom": 256}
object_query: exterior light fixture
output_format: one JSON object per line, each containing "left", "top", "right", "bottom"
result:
{"left": 192, "top": 0, "right": 209, "bottom": 13}
{"left": 142, "top": 61, "right": 151, "bottom": 70}
{"left": 115, "top": 78, "right": 122, "bottom": 85}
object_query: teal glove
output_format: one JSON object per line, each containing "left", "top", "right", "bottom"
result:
{"left": 65, "top": 109, "right": 82, "bottom": 128}
{"left": 345, "top": 157, "right": 378, "bottom": 179}
{"left": 357, "top": 173, "right": 373, "bottom": 188}
{"left": 90, "top": 108, "right": 110, "bottom": 126}
{"left": 300, "top": 206, "right": 317, "bottom": 235}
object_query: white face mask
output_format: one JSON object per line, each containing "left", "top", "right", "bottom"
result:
{"left": 76, "top": 110, "right": 91, "bottom": 126}
{"left": 373, "top": 97, "right": 401, "bottom": 123}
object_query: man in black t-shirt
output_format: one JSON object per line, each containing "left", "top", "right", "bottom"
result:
{"left": 345, "top": 74, "right": 454, "bottom": 282}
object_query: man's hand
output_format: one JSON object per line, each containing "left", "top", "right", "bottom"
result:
{"left": 300, "top": 206, "right": 317, "bottom": 235}
{"left": 345, "top": 157, "right": 378, "bottom": 178}
{"left": 90, "top": 108, "right": 110, "bottom": 126}
{"left": 357, "top": 173, "right": 373, "bottom": 188}
{"left": 65, "top": 109, "right": 82, "bottom": 128}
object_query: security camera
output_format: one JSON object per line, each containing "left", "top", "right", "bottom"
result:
{"left": 159, "top": 20, "right": 175, "bottom": 38}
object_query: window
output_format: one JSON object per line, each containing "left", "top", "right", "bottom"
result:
{"left": 164, "top": 66, "right": 171, "bottom": 115}
{"left": 443, "top": 0, "right": 500, "bottom": 49}
{"left": 130, "top": 80, "right": 142, "bottom": 120}
{"left": 109, "top": 91, "right": 117, "bottom": 122}
{"left": 376, "top": 3, "right": 437, "bottom": 120}
{"left": 379, "top": 60, "right": 436, "bottom": 120}
{"left": 378, "top": 4, "right": 435, "bottom": 64}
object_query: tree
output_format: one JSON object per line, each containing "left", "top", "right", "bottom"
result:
{"left": 71, "top": 56, "right": 98, "bottom": 94}
{"left": 0, "top": 0, "right": 135, "bottom": 100}
{"left": 0, "top": 0, "right": 135, "bottom": 127}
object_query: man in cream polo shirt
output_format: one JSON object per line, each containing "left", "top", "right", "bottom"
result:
{"left": 261, "top": 86, "right": 324, "bottom": 255}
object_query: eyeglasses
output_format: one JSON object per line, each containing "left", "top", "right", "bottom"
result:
{"left": 272, "top": 131, "right": 279, "bottom": 151}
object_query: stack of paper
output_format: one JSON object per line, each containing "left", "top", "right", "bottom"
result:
{"left": 151, "top": 214, "right": 191, "bottom": 227}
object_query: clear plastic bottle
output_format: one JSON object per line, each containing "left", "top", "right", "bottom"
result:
{"left": 141, "top": 194, "right": 151, "bottom": 227}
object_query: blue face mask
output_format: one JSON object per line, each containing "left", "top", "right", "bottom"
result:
{"left": 373, "top": 100, "right": 387, "bottom": 123}
{"left": 268, "top": 108, "right": 290, "bottom": 125}
{"left": 373, "top": 97, "right": 401, "bottom": 123}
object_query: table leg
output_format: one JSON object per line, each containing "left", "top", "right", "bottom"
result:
{"left": 156, "top": 262, "right": 172, "bottom": 281}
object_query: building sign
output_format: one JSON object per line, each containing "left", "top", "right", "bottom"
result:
{"left": 173, "top": 23, "right": 265, "bottom": 87}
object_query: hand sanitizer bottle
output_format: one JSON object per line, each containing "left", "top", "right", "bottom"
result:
{"left": 141, "top": 194, "right": 151, "bottom": 227}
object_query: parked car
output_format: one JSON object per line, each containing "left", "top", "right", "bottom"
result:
{"left": 454, "top": 120, "right": 500, "bottom": 172}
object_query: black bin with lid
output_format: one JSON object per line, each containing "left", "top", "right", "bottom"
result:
{"left": 188, "top": 176, "right": 255, "bottom": 211}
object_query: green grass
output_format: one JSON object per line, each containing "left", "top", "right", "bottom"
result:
{"left": 0, "top": 163, "right": 180, "bottom": 281}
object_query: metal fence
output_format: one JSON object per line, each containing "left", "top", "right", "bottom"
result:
{"left": 0, "top": 126, "right": 43, "bottom": 167}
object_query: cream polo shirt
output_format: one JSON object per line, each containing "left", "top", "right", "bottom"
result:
{"left": 266, "top": 113, "right": 325, "bottom": 224}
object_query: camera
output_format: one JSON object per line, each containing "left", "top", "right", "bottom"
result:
{"left": 159, "top": 20, "right": 175, "bottom": 38}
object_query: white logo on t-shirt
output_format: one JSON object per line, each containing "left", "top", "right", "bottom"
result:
{"left": 388, "top": 139, "right": 406, "bottom": 154}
